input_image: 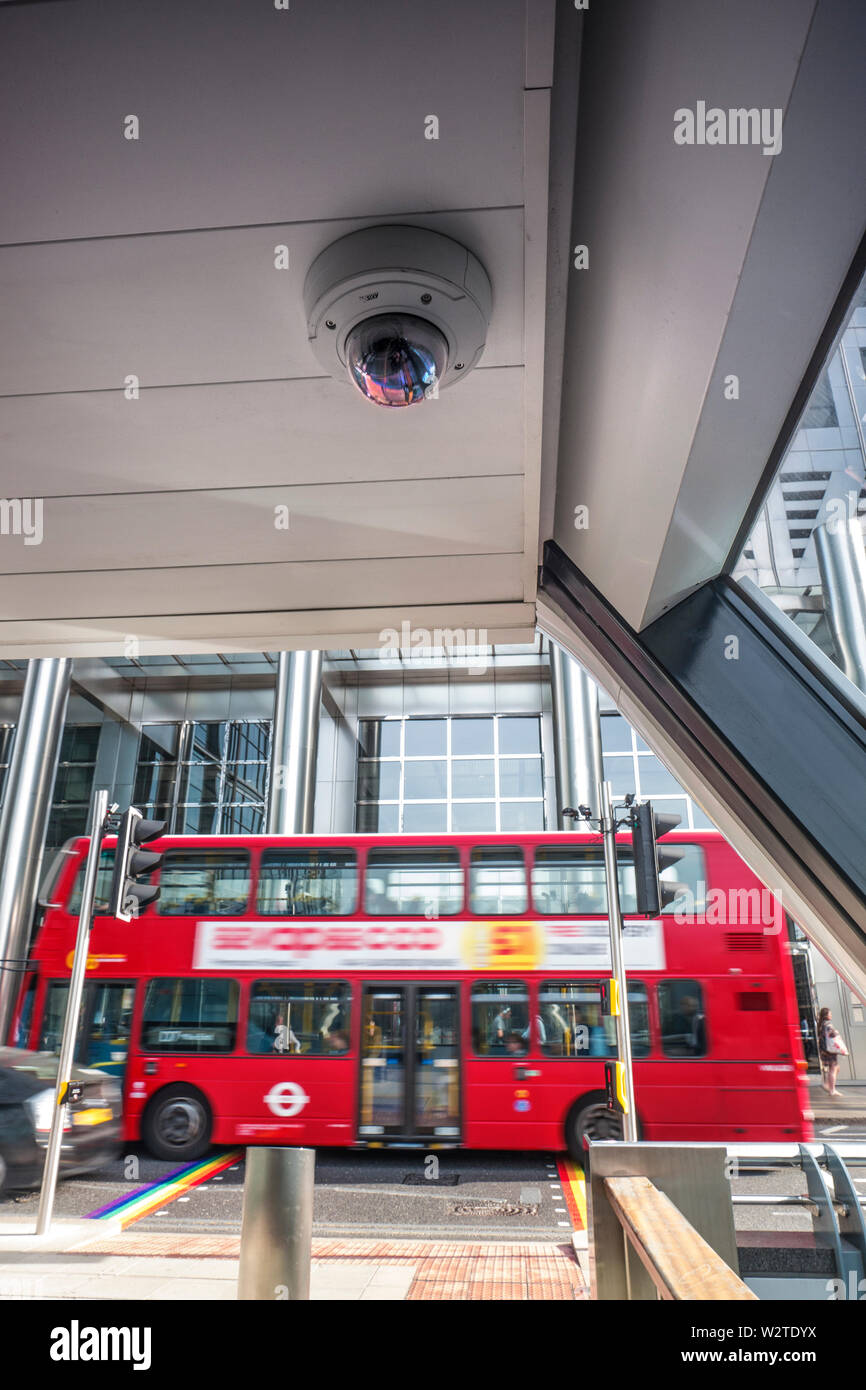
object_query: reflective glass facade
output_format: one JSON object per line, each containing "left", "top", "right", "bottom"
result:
{"left": 735, "top": 269, "right": 866, "bottom": 669}
{"left": 134, "top": 719, "right": 270, "bottom": 834}
{"left": 355, "top": 715, "right": 546, "bottom": 834}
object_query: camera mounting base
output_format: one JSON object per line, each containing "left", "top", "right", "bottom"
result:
{"left": 303, "top": 225, "right": 492, "bottom": 396}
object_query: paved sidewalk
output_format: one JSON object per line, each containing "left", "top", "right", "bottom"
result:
{"left": 0, "top": 1221, "right": 586, "bottom": 1301}
{"left": 809, "top": 1076, "right": 866, "bottom": 1122}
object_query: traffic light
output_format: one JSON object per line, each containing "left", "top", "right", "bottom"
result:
{"left": 108, "top": 807, "right": 166, "bottom": 921}
{"left": 599, "top": 978, "right": 621, "bottom": 1017}
{"left": 604, "top": 1060, "right": 629, "bottom": 1114}
{"left": 631, "top": 801, "right": 685, "bottom": 915}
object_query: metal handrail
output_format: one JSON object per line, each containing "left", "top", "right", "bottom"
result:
{"left": 727, "top": 1142, "right": 866, "bottom": 1165}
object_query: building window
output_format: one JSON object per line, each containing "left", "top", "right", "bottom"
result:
{"left": 134, "top": 720, "right": 270, "bottom": 834}
{"left": 801, "top": 372, "right": 839, "bottom": 431}
{"left": 599, "top": 711, "right": 713, "bottom": 831}
{"left": 46, "top": 726, "right": 101, "bottom": 849}
{"left": 355, "top": 716, "right": 546, "bottom": 833}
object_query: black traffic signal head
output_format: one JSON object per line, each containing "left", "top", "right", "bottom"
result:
{"left": 631, "top": 801, "right": 686, "bottom": 915}
{"left": 108, "top": 807, "right": 166, "bottom": 921}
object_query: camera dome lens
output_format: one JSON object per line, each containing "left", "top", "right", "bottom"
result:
{"left": 344, "top": 314, "right": 448, "bottom": 407}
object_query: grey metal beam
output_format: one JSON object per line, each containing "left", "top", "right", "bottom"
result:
{"left": 538, "top": 540, "right": 866, "bottom": 1001}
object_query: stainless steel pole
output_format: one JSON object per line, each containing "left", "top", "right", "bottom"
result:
{"left": 35, "top": 789, "right": 108, "bottom": 1235}
{"left": 237, "top": 1147, "right": 316, "bottom": 1300}
{"left": 599, "top": 779, "right": 638, "bottom": 1142}
{"left": 550, "top": 643, "right": 604, "bottom": 825}
{"left": 268, "top": 652, "right": 322, "bottom": 834}
{"left": 0, "top": 657, "right": 71, "bottom": 1043}
{"left": 814, "top": 518, "right": 866, "bottom": 692}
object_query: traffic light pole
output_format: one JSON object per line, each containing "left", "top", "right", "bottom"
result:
{"left": 598, "top": 779, "right": 638, "bottom": 1142}
{"left": 36, "top": 789, "right": 109, "bottom": 1235}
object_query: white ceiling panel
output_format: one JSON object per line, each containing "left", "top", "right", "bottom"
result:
{"left": 0, "top": 600, "right": 536, "bottom": 661}
{"left": 0, "top": 371, "right": 525, "bottom": 496}
{"left": 0, "top": 0, "right": 526, "bottom": 243}
{"left": 0, "top": 209, "right": 523, "bottom": 397}
{"left": 0, "top": 0, "right": 553, "bottom": 656}
{"left": 2, "top": 476, "right": 523, "bottom": 574}
{"left": 0, "top": 554, "right": 524, "bottom": 624}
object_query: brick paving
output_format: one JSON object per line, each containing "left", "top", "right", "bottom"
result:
{"left": 78, "top": 1232, "right": 586, "bottom": 1300}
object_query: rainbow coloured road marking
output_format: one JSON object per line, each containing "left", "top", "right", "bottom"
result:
{"left": 87, "top": 1150, "right": 242, "bottom": 1228}
{"left": 556, "top": 1156, "right": 587, "bottom": 1230}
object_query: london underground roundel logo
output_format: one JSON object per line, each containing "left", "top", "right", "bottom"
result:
{"left": 264, "top": 1081, "right": 310, "bottom": 1118}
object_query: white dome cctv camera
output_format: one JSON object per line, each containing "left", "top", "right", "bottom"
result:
{"left": 303, "top": 226, "right": 492, "bottom": 408}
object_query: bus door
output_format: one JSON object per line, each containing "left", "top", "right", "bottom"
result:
{"left": 358, "top": 984, "right": 461, "bottom": 1142}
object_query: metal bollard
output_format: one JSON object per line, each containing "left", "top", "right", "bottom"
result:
{"left": 237, "top": 1147, "right": 315, "bottom": 1300}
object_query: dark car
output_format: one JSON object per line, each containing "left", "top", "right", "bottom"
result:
{"left": 0, "top": 1048, "right": 122, "bottom": 1193}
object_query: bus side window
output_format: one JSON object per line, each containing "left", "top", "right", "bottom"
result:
{"left": 469, "top": 847, "right": 528, "bottom": 915}
{"left": 532, "top": 848, "right": 611, "bottom": 915}
{"left": 257, "top": 850, "right": 357, "bottom": 916}
{"left": 658, "top": 980, "right": 708, "bottom": 1057}
{"left": 365, "top": 849, "right": 463, "bottom": 917}
{"left": 246, "top": 982, "right": 351, "bottom": 1055}
{"left": 141, "top": 978, "right": 239, "bottom": 1053}
{"left": 158, "top": 851, "right": 250, "bottom": 916}
{"left": 537, "top": 982, "right": 651, "bottom": 1059}
{"left": 538, "top": 981, "right": 604, "bottom": 1057}
{"left": 470, "top": 982, "right": 529, "bottom": 1056}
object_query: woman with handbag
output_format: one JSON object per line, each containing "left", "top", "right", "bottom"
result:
{"left": 818, "top": 1006, "right": 848, "bottom": 1096}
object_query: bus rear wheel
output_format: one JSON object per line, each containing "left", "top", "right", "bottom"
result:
{"left": 142, "top": 1085, "right": 212, "bottom": 1162}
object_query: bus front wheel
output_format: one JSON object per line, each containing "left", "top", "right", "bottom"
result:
{"left": 142, "top": 1085, "right": 212, "bottom": 1162}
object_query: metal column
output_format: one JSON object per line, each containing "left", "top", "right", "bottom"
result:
{"left": 599, "top": 780, "right": 638, "bottom": 1142}
{"left": 237, "top": 1148, "right": 315, "bottom": 1300}
{"left": 36, "top": 788, "right": 108, "bottom": 1235}
{"left": 549, "top": 641, "right": 604, "bottom": 825}
{"left": 814, "top": 518, "right": 866, "bottom": 692}
{"left": 267, "top": 651, "right": 322, "bottom": 835}
{"left": 0, "top": 658, "right": 72, "bottom": 1043}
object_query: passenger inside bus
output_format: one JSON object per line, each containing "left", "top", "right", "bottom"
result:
{"left": 273, "top": 1013, "right": 302, "bottom": 1054}
{"left": 489, "top": 1004, "right": 512, "bottom": 1049}
{"left": 364, "top": 1018, "right": 383, "bottom": 1053}
{"left": 665, "top": 995, "right": 706, "bottom": 1055}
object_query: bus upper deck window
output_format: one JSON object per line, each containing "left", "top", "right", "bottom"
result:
{"left": 158, "top": 851, "right": 250, "bottom": 916}
{"left": 532, "top": 848, "right": 612, "bottom": 915}
{"left": 532, "top": 844, "right": 706, "bottom": 917}
{"left": 365, "top": 849, "right": 463, "bottom": 917}
{"left": 470, "top": 847, "right": 527, "bottom": 915}
{"left": 257, "top": 850, "right": 357, "bottom": 916}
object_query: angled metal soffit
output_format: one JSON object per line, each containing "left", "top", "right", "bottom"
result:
{"left": 538, "top": 540, "right": 866, "bottom": 1002}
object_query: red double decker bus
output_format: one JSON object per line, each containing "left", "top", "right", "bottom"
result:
{"left": 11, "top": 830, "right": 812, "bottom": 1160}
